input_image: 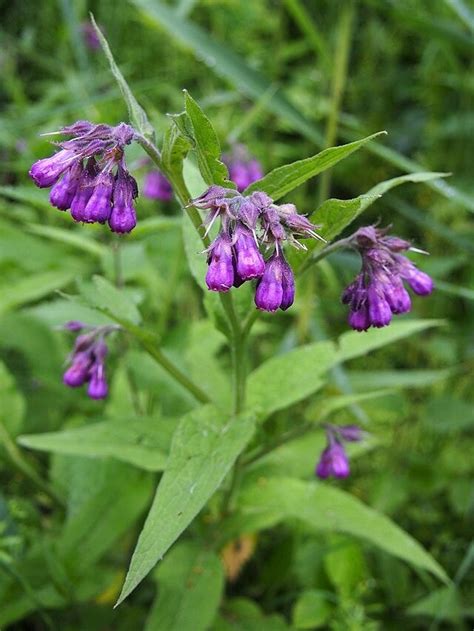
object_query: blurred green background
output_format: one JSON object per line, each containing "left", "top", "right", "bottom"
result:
{"left": 0, "top": 0, "right": 473, "bottom": 629}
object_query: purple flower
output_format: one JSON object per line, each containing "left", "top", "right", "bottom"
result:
{"left": 81, "top": 22, "right": 101, "bottom": 50}
{"left": 342, "top": 226, "right": 434, "bottom": 331}
{"left": 316, "top": 424, "right": 364, "bottom": 480}
{"left": 108, "top": 167, "right": 138, "bottom": 234}
{"left": 191, "top": 185, "right": 321, "bottom": 312}
{"left": 62, "top": 325, "right": 116, "bottom": 400}
{"left": 29, "top": 120, "right": 140, "bottom": 233}
{"left": 223, "top": 145, "right": 264, "bottom": 192}
{"left": 206, "top": 233, "right": 234, "bottom": 291}
{"left": 143, "top": 170, "right": 173, "bottom": 201}
{"left": 316, "top": 442, "right": 350, "bottom": 479}
{"left": 255, "top": 251, "right": 294, "bottom": 312}
{"left": 233, "top": 225, "right": 265, "bottom": 280}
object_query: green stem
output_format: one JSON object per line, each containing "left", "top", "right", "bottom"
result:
{"left": 318, "top": 1, "right": 355, "bottom": 205}
{"left": 0, "top": 421, "right": 64, "bottom": 506}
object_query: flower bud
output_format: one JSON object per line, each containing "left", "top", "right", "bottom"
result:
{"left": 206, "top": 233, "right": 234, "bottom": 292}
{"left": 316, "top": 442, "right": 350, "bottom": 479}
{"left": 83, "top": 172, "right": 114, "bottom": 223}
{"left": 234, "top": 225, "right": 265, "bottom": 280}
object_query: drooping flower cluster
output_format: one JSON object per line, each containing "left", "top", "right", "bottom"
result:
{"left": 29, "top": 121, "right": 139, "bottom": 233}
{"left": 143, "top": 169, "right": 173, "bottom": 201}
{"left": 62, "top": 321, "right": 118, "bottom": 400}
{"left": 192, "top": 186, "right": 323, "bottom": 312}
{"left": 316, "top": 425, "right": 364, "bottom": 480}
{"left": 222, "top": 145, "right": 264, "bottom": 192}
{"left": 343, "top": 226, "right": 434, "bottom": 331}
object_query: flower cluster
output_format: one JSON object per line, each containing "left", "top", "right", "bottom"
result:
{"left": 316, "top": 425, "right": 364, "bottom": 479}
{"left": 193, "top": 186, "right": 323, "bottom": 312}
{"left": 343, "top": 226, "right": 434, "bottom": 331}
{"left": 29, "top": 121, "right": 139, "bottom": 233}
{"left": 143, "top": 169, "right": 173, "bottom": 202}
{"left": 222, "top": 145, "right": 263, "bottom": 192}
{"left": 62, "top": 321, "right": 118, "bottom": 399}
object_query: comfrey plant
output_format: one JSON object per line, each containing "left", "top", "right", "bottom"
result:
{"left": 23, "top": 20, "right": 446, "bottom": 609}
{"left": 29, "top": 121, "right": 139, "bottom": 233}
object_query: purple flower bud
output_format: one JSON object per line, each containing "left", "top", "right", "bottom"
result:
{"left": 29, "top": 150, "right": 77, "bottom": 188}
{"left": 348, "top": 304, "right": 370, "bottom": 331}
{"left": 354, "top": 226, "right": 378, "bottom": 247}
{"left": 82, "top": 172, "right": 114, "bottom": 223}
{"left": 382, "top": 236, "right": 411, "bottom": 252}
{"left": 280, "top": 260, "right": 295, "bottom": 311}
{"left": 278, "top": 204, "right": 319, "bottom": 238}
{"left": 402, "top": 267, "right": 434, "bottom": 296}
{"left": 63, "top": 352, "right": 93, "bottom": 387}
{"left": 234, "top": 225, "right": 265, "bottom": 280}
{"left": 248, "top": 159, "right": 264, "bottom": 183}
{"left": 108, "top": 169, "right": 137, "bottom": 234}
{"left": 367, "top": 284, "right": 392, "bottom": 328}
{"left": 238, "top": 198, "right": 261, "bottom": 230}
{"left": 337, "top": 425, "right": 364, "bottom": 442}
{"left": 250, "top": 191, "right": 273, "bottom": 210}
{"left": 316, "top": 442, "right": 350, "bottom": 479}
{"left": 87, "top": 363, "right": 108, "bottom": 399}
{"left": 64, "top": 320, "right": 84, "bottom": 332}
{"left": 49, "top": 162, "right": 83, "bottom": 211}
{"left": 192, "top": 185, "right": 229, "bottom": 209}
{"left": 143, "top": 170, "right": 173, "bottom": 201}
{"left": 254, "top": 252, "right": 288, "bottom": 312}
{"left": 73, "top": 333, "right": 95, "bottom": 353}
{"left": 81, "top": 22, "right": 101, "bottom": 50}
{"left": 206, "top": 233, "right": 234, "bottom": 292}
{"left": 382, "top": 276, "right": 412, "bottom": 314}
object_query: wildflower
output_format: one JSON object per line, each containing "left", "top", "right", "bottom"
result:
{"left": 222, "top": 144, "right": 264, "bottom": 192}
{"left": 316, "top": 425, "right": 364, "bottom": 480}
{"left": 143, "top": 169, "right": 173, "bottom": 201}
{"left": 342, "top": 226, "right": 433, "bottom": 331}
{"left": 62, "top": 322, "right": 118, "bottom": 400}
{"left": 29, "top": 121, "right": 139, "bottom": 233}
{"left": 192, "top": 186, "right": 323, "bottom": 312}
{"left": 81, "top": 22, "right": 101, "bottom": 50}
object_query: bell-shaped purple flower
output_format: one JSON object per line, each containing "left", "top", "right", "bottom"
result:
{"left": 348, "top": 305, "right": 370, "bottom": 332}
{"left": 206, "top": 233, "right": 234, "bottom": 292}
{"left": 280, "top": 260, "right": 295, "bottom": 310}
{"left": 63, "top": 351, "right": 94, "bottom": 387}
{"left": 70, "top": 160, "right": 98, "bottom": 222}
{"left": 143, "top": 170, "right": 173, "bottom": 201}
{"left": 399, "top": 263, "right": 434, "bottom": 295}
{"left": 367, "top": 284, "right": 392, "bottom": 328}
{"left": 234, "top": 225, "right": 265, "bottom": 281}
{"left": 382, "top": 276, "right": 412, "bottom": 314}
{"left": 316, "top": 442, "right": 350, "bottom": 479}
{"left": 29, "top": 150, "right": 77, "bottom": 188}
{"left": 50, "top": 162, "right": 83, "bottom": 211}
{"left": 254, "top": 252, "right": 288, "bottom": 312}
{"left": 87, "top": 363, "right": 108, "bottom": 400}
{"left": 82, "top": 172, "right": 114, "bottom": 223}
{"left": 108, "top": 168, "right": 137, "bottom": 234}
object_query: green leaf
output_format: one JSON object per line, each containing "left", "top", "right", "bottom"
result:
{"left": 80, "top": 275, "right": 141, "bottom": 325}
{"left": 314, "top": 171, "right": 448, "bottom": 245}
{"left": 181, "top": 90, "right": 234, "bottom": 188}
{"left": 246, "top": 320, "right": 440, "bottom": 419}
{"left": 0, "top": 361, "right": 25, "bottom": 437}
{"left": 26, "top": 224, "right": 106, "bottom": 258}
{"left": 145, "top": 542, "right": 224, "bottom": 631}
{"left": 238, "top": 477, "right": 449, "bottom": 583}
{"left": 90, "top": 14, "right": 155, "bottom": 139}
{"left": 292, "top": 590, "right": 332, "bottom": 629}
{"left": 407, "top": 586, "right": 463, "bottom": 621}
{"left": 116, "top": 405, "right": 255, "bottom": 605}
{"left": 244, "top": 132, "right": 385, "bottom": 200}
{"left": 0, "top": 270, "right": 76, "bottom": 316}
{"left": 211, "top": 598, "right": 292, "bottom": 631}
{"left": 18, "top": 417, "right": 175, "bottom": 472}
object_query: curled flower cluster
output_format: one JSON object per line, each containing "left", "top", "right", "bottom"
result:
{"left": 343, "top": 226, "right": 434, "bottom": 331}
{"left": 143, "top": 169, "right": 173, "bottom": 202}
{"left": 29, "top": 121, "right": 139, "bottom": 233}
{"left": 222, "top": 145, "right": 263, "bottom": 192}
{"left": 62, "top": 321, "right": 118, "bottom": 399}
{"left": 316, "top": 424, "right": 364, "bottom": 480}
{"left": 193, "top": 186, "right": 323, "bottom": 312}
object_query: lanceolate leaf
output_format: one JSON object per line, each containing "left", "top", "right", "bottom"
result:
{"left": 244, "top": 132, "right": 386, "bottom": 200}
{"left": 237, "top": 477, "right": 449, "bottom": 582}
{"left": 90, "top": 14, "right": 155, "bottom": 139}
{"left": 116, "top": 405, "right": 255, "bottom": 605}
{"left": 18, "top": 417, "right": 175, "bottom": 472}
{"left": 181, "top": 91, "right": 234, "bottom": 188}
